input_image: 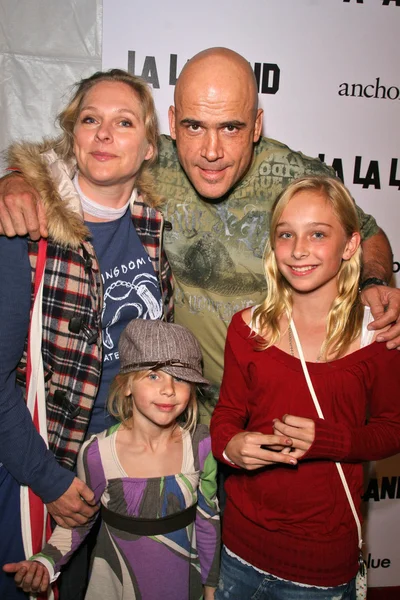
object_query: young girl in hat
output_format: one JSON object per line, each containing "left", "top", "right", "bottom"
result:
{"left": 5, "top": 320, "right": 220, "bottom": 600}
{"left": 211, "top": 176, "right": 400, "bottom": 599}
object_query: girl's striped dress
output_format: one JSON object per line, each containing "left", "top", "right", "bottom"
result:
{"left": 33, "top": 423, "right": 220, "bottom": 599}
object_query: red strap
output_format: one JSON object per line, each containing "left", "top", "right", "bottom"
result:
{"left": 25, "top": 240, "right": 58, "bottom": 599}
{"left": 26, "top": 239, "right": 47, "bottom": 436}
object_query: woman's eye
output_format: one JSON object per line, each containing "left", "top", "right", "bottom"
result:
{"left": 148, "top": 373, "right": 159, "bottom": 381}
{"left": 82, "top": 116, "right": 96, "bottom": 124}
{"left": 313, "top": 232, "right": 325, "bottom": 239}
{"left": 120, "top": 120, "right": 132, "bottom": 127}
{"left": 278, "top": 232, "right": 292, "bottom": 239}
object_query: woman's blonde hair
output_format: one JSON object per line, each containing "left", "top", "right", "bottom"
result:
{"left": 55, "top": 69, "right": 160, "bottom": 206}
{"left": 107, "top": 370, "right": 199, "bottom": 433}
{"left": 253, "top": 176, "right": 363, "bottom": 359}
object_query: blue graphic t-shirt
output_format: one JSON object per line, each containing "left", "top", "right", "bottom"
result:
{"left": 87, "top": 209, "right": 162, "bottom": 433}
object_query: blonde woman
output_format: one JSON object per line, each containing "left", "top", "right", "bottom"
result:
{"left": 211, "top": 176, "right": 400, "bottom": 599}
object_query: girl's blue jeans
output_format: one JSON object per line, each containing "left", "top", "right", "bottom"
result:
{"left": 215, "top": 547, "right": 356, "bottom": 600}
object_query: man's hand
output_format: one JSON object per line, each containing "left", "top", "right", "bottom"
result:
{"left": 3, "top": 560, "right": 50, "bottom": 594}
{"left": 225, "top": 431, "right": 295, "bottom": 470}
{"left": 0, "top": 174, "right": 48, "bottom": 239}
{"left": 273, "top": 415, "right": 315, "bottom": 460}
{"left": 361, "top": 285, "right": 400, "bottom": 349}
{"left": 46, "top": 476, "right": 98, "bottom": 528}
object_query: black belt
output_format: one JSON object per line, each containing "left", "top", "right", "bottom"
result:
{"left": 101, "top": 503, "right": 197, "bottom": 535}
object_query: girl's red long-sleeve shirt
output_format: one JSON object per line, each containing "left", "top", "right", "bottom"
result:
{"left": 211, "top": 310, "right": 400, "bottom": 587}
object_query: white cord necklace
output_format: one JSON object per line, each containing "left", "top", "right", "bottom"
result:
{"left": 73, "top": 173, "right": 133, "bottom": 221}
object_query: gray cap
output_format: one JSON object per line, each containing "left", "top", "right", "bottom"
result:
{"left": 118, "top": 319, "right": 209, "bottom": 385}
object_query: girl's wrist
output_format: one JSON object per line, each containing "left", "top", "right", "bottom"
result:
{"left": 203, "top": 585, "right": 216, "bottom": 600}
{"left": 222, "top": 448, "right": 235, "bottom": 465}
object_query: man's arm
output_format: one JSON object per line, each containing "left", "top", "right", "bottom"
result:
{"left": 360, "top": 228, "right": 400, "bottom": 348}
{"left": 0, "top": 173, "right": 47, "bottom": 239}
{"left": 361, "top": 228, "right": 393, "bottom": 284}
{"left": 0, "top": 236, "right": 97, "bottom": 527}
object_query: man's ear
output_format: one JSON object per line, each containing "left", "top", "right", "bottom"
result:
{"left": 168, "top": 105, "right": 176, "bottom": 140}
{"left": 253, "top": 108, "right": 263, "bottom": 142}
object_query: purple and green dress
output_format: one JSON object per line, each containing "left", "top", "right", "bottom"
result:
{"left": 33, "top": 423, "right": 220, "bottom": 599}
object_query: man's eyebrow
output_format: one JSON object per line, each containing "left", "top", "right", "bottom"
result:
{"left": 180, "top": 118, "right": 204, "bottom": 126}
{"left": 220, "top": 120, "right": 246, "bottom": 128}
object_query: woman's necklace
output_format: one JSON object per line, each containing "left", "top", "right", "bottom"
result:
{"left": 288, "top": 324, "right": 328, "bottom": 363}
{"left": 73, "top": 173, "right": 133, "bottom": 221}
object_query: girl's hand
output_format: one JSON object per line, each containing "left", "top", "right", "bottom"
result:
{"left": 3, "top": 560, "right": 50, "bottom": 593}
{"left": 225, "top": 431, "right": 296, "bottom": 470}
{"left": 273, "top": 415, "right": 315, "bottom": 459}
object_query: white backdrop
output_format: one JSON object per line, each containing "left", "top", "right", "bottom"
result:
{"left": 103, "top": 0, "right": 400, "bottom": 588}
{"left": 0, "top": 0, "right": 102, "bottom": 152}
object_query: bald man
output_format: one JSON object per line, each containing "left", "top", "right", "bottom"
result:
{"left": 0, "top": 48, "right": 399, "bottom": 423}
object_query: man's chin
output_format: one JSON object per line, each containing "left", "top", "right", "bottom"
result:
{"left": 191, "top": 179, "right": 233, "bottom": 203}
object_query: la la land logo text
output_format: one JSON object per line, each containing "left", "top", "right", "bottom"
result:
{"left": 318, "top": 154, "right": 400, "bottom": 191}
{"left": 127, "top": 51, "right": 280, "bottom": 94}
{"left": 319, "top": 154, "right": 400, "bottom": 275}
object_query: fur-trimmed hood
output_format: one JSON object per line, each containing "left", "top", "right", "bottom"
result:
{"left": 8, "top": 140, "right": 92, "bottom": 249}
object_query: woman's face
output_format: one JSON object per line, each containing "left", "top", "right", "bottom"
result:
{"left": 73, "top": 80, "right": 154, "bottom": 195}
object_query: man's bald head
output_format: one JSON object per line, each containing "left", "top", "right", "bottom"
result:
{"left": 175, "top": 47, "right": 259, "bottom": 117}
{"left": 169, "top": 47, "right": 263, "bottom": 201}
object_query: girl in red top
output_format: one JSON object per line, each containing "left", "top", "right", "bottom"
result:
{"left": 211, "top": 176, "right": 400, "bottom": 600}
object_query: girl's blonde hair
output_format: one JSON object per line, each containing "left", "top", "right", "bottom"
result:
{"left": 107, "top": 370, "right": 198, "bottom": 433}
{"left": 55, "top": 69, "right": 161, "bottom": 207}
{"left": 253, "top": 176, "right": 363, "bottom": 359}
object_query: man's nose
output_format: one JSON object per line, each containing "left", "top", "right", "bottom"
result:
{"left": 200, "top": 130, "right": 223, "bottom": 162}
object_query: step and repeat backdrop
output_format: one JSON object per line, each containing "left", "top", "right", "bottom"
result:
{"left": 102, "top": 0, "right": 400, "bottom": 588}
